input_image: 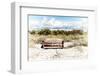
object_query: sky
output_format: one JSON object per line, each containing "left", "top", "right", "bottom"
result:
{"left": 28, "top": 15, "right": 88, "bottom": 32}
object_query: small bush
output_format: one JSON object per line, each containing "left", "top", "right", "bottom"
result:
{"left": 30, "top": 30, "right": 36, "bottom": 34}
{"left": 52, "top": 30, "right": 58, "bottom": 35}
{"left": 38, "top": 29, "right": 51, "bottom": 35}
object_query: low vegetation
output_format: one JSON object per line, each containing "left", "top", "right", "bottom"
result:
{"left": 29, "top": 28, "right": 87, "bottom": 47}
{"left": 30, "top": 28, "right": 83, "bottom": 35}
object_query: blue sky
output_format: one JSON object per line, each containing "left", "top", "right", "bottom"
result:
{"left": 29, "top": 15, "right": 87, "bottom": 22}
{"left": 29, "top": 15, "right": 88, "bottom": 31}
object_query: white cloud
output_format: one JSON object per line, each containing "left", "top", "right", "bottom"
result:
{"left": 54, "top": 20, "right": 63, "bottom": 26}
{"left": 29, "top": 19, "right": 40, "bottom": 25}
{"left": 81, "top": 18, "right": 88, "bottom": 23}
{"left": 29, "top": 16, "right": 88, "bottom": 32}
{"left": 48, "top": 18, "right": 55, "bottom": 26}
{"left": 41, "top": 17, "right": 48, "bottom": 25}
{"left": 29, "top": 19, "right": 40, "bottom": 31}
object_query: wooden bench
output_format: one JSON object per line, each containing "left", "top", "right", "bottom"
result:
{"left": 41, "top": 38, "right": 64, "bottom": 49}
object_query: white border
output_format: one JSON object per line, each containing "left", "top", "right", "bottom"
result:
{"left": 11, "top": 2, "right": 97, "bottom": 74}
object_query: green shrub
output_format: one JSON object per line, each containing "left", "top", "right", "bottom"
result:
{"left": 30, "top": 30, "right": 36, "bottom": 34}
{"left": 38, "top": 28, "right": 51, "bottom": 35}
{"left": 52, "top": 30, "right": 58, "bottom": 35}
{"left": 30, "top": 29, "right": 83, "bottom": 36}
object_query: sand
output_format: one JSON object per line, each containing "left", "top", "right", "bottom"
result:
{"left": 29, "top": 43, "right": 88, "bottom": 61}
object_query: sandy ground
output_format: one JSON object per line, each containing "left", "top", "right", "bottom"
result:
{"left": 29, "top": 42, "right": 88, "bottom": 61}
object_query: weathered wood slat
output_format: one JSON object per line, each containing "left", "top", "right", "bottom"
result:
{"left": 42, "top": 38, "right": 64, "bottom": 49}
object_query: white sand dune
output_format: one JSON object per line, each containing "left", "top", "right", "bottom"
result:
{"left": 29, "top": 42, "right": 88, "bottom": 61}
